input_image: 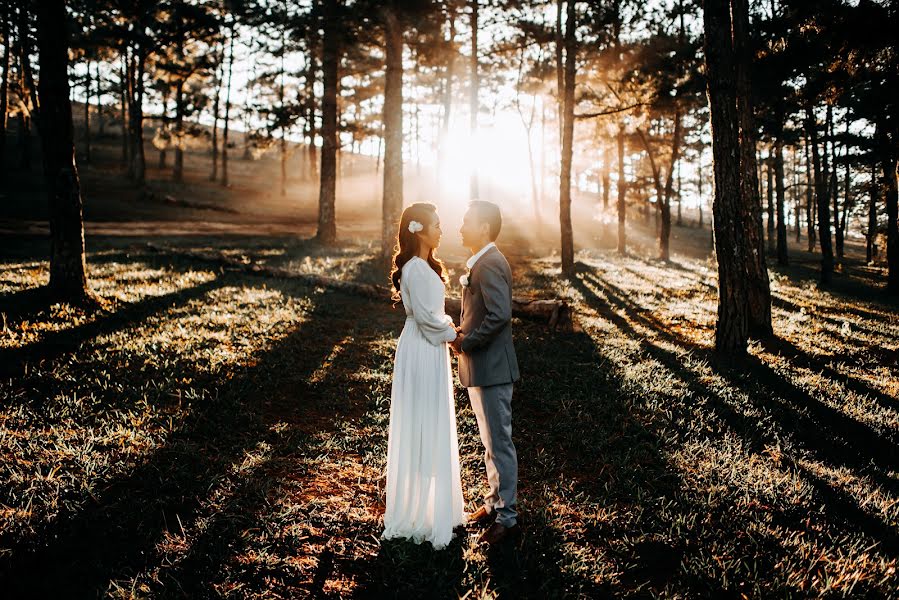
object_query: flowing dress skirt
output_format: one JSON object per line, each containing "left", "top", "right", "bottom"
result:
{"left": 381, "top": 317, "right": 467, "bottom": 550}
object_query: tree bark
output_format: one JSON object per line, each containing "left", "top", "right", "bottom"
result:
{"left": 381, "top": 8, "right": 404, "bottom": 257}
{"left": 732, "top": 0, "right": 772, "bottom": 337}
{"left": 766, "top": 155, "right": 775, "bottom": 254}
{"left": 829, "top": 105, "right": 844, "bottom": 261}
{"left": 806, "top": 105, "right": 834, "bottom": 285}
{"left": 703, "top": 0, "right": 752, "bottom": 354}
{"left": 437, "top": 7, "right": 456, "bottom": 188}
{"left": 279, "top": 29, "right": 287, "bottom": 197}
{"left": 617, "top": 126, "right": 626, "bottom": 254}
{"left": 159, "top": 88, "right": 168, "bottom": 168}
{"left": 173, "top": 53, "right": 184, "bottom": 182}
{"left": 601, "top": 143, "right": 611, "bottom": 210}
{"left": 128, "top": 51, "right": 146, "bottom": 184}
{"left": 803, "top": 131, "right": 815, "bottom": 251}
{"left": 867, "top": 154, "right": 877, "bottom": 263}
{"left": 81, "top": 59, "right": 91, "bottom": 164}
{"left": 17, "top": 4, "right": 36, "bottom": 171}
{"left": 774, "top": 133, "right": 788, "bottom": 265}
{"left": 120, "top": 51, "right": 129, "bottom": 165}
{"left": 559, "top": 0, "right": 576, "bottom": 277}
{"left": 660, "top": 110, "right": 683, "bottom": 261}
{"left": 35, "top": 0, "right": 91, "bottom": 303}
{"left": 221, "top": 21, "right": 235, "bottom": 186}
{"left": 305, "top": 45, "right": 319, "bottom": 180}
{"left": 880, "top": 124, "right": 899, "bottom": 294}
{"left": 209, "top": 52, "right": 222, "bottom": 181}
{"left": 316, "top": 0, "right": 339, "bottom": 244}
{"left": 469, "top": 0, "right": 479, "bottom": 199}
{"left": 0, "top": 1, "right": 9, "bottom": 169}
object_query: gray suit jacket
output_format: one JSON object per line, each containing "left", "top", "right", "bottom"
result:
{"left": 459, "top": 246, "right": 521, "bottom": 388}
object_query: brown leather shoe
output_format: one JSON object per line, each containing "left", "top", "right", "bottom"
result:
{"left": 468, "top": 506, "right": 496, "bottom": 527}
{"left": 477, "top": 522, "right": 521, "bottom": 545}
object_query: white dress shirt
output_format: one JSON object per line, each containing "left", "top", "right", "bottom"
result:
{"left": 465, "top": 242, "right": 497, "bottom": 270}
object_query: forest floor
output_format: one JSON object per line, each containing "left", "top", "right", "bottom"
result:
{"left": 1, "top": 232, "right": 897, "bottom": 598}
{"left": 2, "top": 121, "right": 898, "bottom": 597}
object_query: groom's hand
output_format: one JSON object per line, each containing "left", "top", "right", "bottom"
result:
{"left": 450, "top": 333, "right": 465, "bottom": 354}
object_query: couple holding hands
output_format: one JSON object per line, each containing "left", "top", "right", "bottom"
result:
{"left": 381, "top": 200, "right": 521, "bottom": 549}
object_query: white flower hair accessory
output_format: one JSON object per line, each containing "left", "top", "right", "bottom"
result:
{"left": 408, "top": 220, "right": 424, "bottom": 234}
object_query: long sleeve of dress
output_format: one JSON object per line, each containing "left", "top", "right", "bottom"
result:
{"left": 405, "top": 260, "right": 458, "bottom": 346}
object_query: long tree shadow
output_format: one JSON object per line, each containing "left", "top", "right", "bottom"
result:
{"left": 572, "top": 265, "right": 899, "bottom": 555}
{"left": 0, "top": 275, "right": 226, "bottom": 378}
{"left": 770, "top": 292, "right": 899, "bottom": 347}
{"left": 348, "top": 313, "right": 682, "bottom": 598}
{"left": 142, "top": 289, "right": 419, "bottom": 598}
{"left": 580, "top": 269, "right": 899, "bottom": 469}
{"left": 470, "top": 324, "right": 685, "bottom": 598}
{"left": 0, "top": 277, "right": 369, "bottom": 596}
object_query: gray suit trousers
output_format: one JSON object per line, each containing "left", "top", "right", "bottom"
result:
{"left": 468, "top": 383, "right": 518, "bottom": 527}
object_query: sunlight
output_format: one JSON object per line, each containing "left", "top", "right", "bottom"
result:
{"left": 433, "top": 110, "right": 538, "bottom": 225}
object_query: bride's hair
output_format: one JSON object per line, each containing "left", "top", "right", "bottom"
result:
{"left": 390, "top": 202, "right": 448, "bottom": 301}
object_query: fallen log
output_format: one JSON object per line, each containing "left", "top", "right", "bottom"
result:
{"left": 146, "top": 244, "right": 572, "bottom": 329}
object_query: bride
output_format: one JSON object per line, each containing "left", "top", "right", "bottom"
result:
{"left": 381, "top": 202, "right": 467, "bottom": 550}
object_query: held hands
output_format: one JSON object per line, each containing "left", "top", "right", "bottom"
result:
{"left": 450, "top": 329, "right": 465, "bottom": 355}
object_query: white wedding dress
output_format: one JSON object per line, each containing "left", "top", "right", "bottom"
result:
{"left": 381, "top": 256, "right": 467, "bottom": 550}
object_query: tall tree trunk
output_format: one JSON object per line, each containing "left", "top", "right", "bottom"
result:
{"left": 601, "top": 143, "right": 611, "bottom": 210}
{"left": 803, "top": 131, "right": 815, "bottom": 250}
{"left": 880, "top": 125, "right": 899, "bottom": 294}
{"left": 733, "top": 0, "right": 771, "bottom": 336}
{"left": 807, "top": 105, "right": 834, "bottom": 285}
{"left": 36, "top": 0, "right": 91, "bottom": 302}
{"left": 437, "top": 7, "right": 456, "bottom": 188}
{"left": 676, "top": 158, "right": 682, "bottom": 226}
{"left": 159, "top": 88, "right": 168, "bottom": 168}
{"left": 835, "top": 112, "right": 851, "bottom": 259}
{"left": 305, "top": 48, "right": 319, "bottom": 180}
{"left": 469, "top": 0, "right": 479, "bottom": 199}
{"left": 731, "top": 0, "right": 774, "bottom": 337}
{"left": 279, "top": 30, "right": 287, "bottom": 197}
{"left": 698, "top": 154, "right": 705, "bottom": 228}
{"left": 83, "top": 58, "right": 91, "bottom": 164}
{"left": 703, "top": 0, "right": 751, "bottom": 354}
{"left": 0, "top": 1, "right": 9, "bottom": 169}
{"left": 120, "top": 51, "right": 129, "bottom": 165}
{"left": 540, "top": 99, "right": 547, "bottom": 212}
{"left": 96, "top": 59, "right": 104, "bottom": 136}
{"left": 660, "top": 109, "right": 683, "bottom": 261}
{"left": 131, "top": 54, "right": 146, "bottom": 183}
{"left": 221, "top": 22, "right": 235, "bottom": 187}
{"left": 828, "top": 105, "right": 844, "bottom": 261}
{"left": 316, "top": 0, "right": 339, "bottom": 244}
{"left": 209, "top": 54, "right": 222, "bottom": 181}
{"left": 559, "top": 0, "right": 576, "bottom": 277}
{"left": 887, "top": 156, "right": 899, "bottom": 293}
{"left": 617, "top": 126, "right": 626, "bottom": 254}
{"left": 774, "top": 133, "right": 788, "bottom": 265}
{"left": 766, "top": 156, "right": 775, "bottom": 254}
{"left": 555, "top": 0, "right": 563, "bottom": 147}
{"left": 793, "top": 149, "right": 801, "bottom": 242}
{"left": 867, "top": 154, "right": 877, "bottom": 263}
{"left": 173, "top": 75, "right": 184, "bottom": 182}
{"left": 381, "top": 8, "right": 404, "bottom": 257}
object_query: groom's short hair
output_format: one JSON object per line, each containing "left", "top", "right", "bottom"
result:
{"left": 468, "top": 200, "right": 502, "bottom": 241}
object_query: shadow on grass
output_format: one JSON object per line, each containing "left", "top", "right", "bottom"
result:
{"left": 572, "top": 264, "right": 899, "bottom": 555}
{"left": 0, "top": 274, "right": 225, "bottom": 378}
{"left": 0, "top": 278, "right": 374, "bottom": 597}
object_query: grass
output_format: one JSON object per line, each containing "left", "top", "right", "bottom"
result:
{"left": 0, "top": 235, "right": 897, "bottom": 599}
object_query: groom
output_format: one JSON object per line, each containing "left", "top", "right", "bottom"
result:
{"left": 451, "top": 200, "right": 521, "bottom": 545}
